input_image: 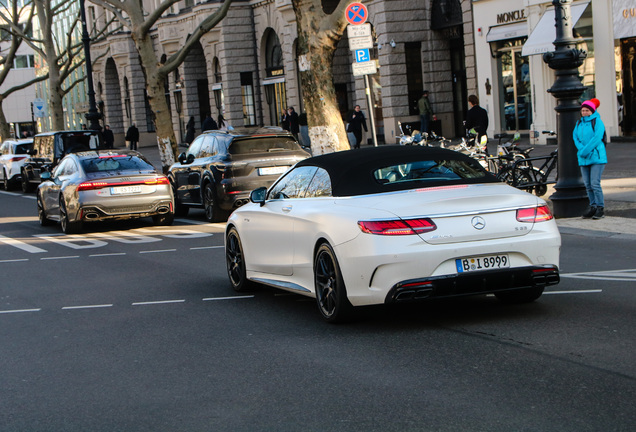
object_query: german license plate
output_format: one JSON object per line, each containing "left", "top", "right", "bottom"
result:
{"left": 456, "top": 254, "right": 509, "bottom": 273}
{"left": 111, "top": 185, "right": 142, "bottom": 195}
{"left": 258, "top": 166, "right": 288, "bottom": 176}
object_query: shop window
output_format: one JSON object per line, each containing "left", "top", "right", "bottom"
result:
{"left": 241, "top": 72, "right": 256, "bottom": 126}
{"left": 496, "top": 39, "right": 532, "bottom": 131}
{"left": 405, "top": 42, "right": 423, "bottom": 116}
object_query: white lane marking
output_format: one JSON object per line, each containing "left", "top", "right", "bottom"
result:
{"left": 62, "top": 304, "right": 113, "bottom": 310}
{"left": 139, "top": 249, "right": 176, "bottom": 254}
{"left": 190, "top": 246, "right": 223, "bottom": 250}
{"left": 132, "top": 299, "right": 185, "bottom": 306}
{"left": 202, "top": 295, "right": 255, "bottom": 301}
{"left": 0, "top": 258, "right": 29, "bottom": 263}
{"left": 40, "top": 255, "right": 80, "bottom": 260}
{"left": 562, "top": 268, "right": 636, "bottom": 281}
{"left": 22, "top": 195, "right": 35, "bottom": 200}
{"left": 89, "top": 253, "right": 126, "bottom": 257}
{"left": 544, "top": 289, "right": 603, "bottom": 295}
{"left": 0, "top": 234, "right": 47, "bottom": 253}
{"left": 0, "top": 308, "right": 41, "bottom": 314}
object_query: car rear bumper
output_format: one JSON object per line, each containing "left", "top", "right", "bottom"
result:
{"left": 385, "top": 265, "right": 559, "bottom": 303}
{"left": 78, "top": 200, "right": 173, "bottom": 222}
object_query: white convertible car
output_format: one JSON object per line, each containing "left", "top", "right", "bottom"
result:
{"left": 225, "top": 145, "right": 560, "bottom": 322}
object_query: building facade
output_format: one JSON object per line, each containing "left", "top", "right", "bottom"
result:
{"left": 88, "top": 0, "right": 478, "bottom": 148}
{"left": 473, "top": 0, "right": 635, "bottom": 144}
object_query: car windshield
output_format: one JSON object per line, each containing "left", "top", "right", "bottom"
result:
{"left": 374, "top": 159, "right": 487, "bottom": 185}
{"left": 80, "top": 155, "right": 156, "bottom": 174}
{"left": 15, "top": 143, "right": 33, "bottom": 154}
{"left": 228, "top": 136, "right": 299, "bottom": 155}
{"left": 61, "top": 132, "right": 102, "bottom": 153}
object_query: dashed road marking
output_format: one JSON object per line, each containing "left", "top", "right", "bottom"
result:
{"left": 62, "top": 304, "right": 113, "bottom": 310}
{"left": 132, "top": 299, "right": 186, "bottom": 306}
{"left": 139, "top": 249, "right": 177, "bottom": 254}
{"left": 40, "top": 255, "right": 80, "bottom": 260}
{"left": 0, "top": 308, "right": 41, "bottom": 314}
{"left": 562, "top": 268, "right": 636, "bottom": 282}
{"left": 202, "top": 295, "right": 255, "bottom": 301}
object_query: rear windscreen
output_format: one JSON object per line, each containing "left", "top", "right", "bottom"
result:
{"left": 80, "top": 155, "right": 155, "bottom": 174}
{"left": 15, "top": 143, "right": 33, "bottom": 154}
{"left": 228, "top": 137, "right": 300, "bottom": 155}
{"left": 373, "top": 159, "right": 488, "bottom": 185}
{"left": 61, "top": 133, "right": 102, "bottom": 153}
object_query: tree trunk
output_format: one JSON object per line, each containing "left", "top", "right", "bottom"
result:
{"left": 132, "top": 33, "right": 178, "bottom": 173}
{"left": 0, "top": 98, "right": 11, "bottom": 140}
{"left": 294, "top": 0, "right": 349, "bottom": 155}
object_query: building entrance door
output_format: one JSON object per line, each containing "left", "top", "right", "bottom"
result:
{"left": 497, "top": 40, "right": 532, "bottom": 131}
{"left": 621, "top": 38, "right": 636, "bottom": 135}
{"left": 265, "top": 81, "right": 287, "bottom": 127}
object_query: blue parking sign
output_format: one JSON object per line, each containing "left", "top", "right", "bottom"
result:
{"left": 355, "top": 49, "right": 370, "bottom": 63}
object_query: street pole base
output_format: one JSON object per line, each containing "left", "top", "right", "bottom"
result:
{"left": 550, "top": 188, "right": 589, "bottom": 218}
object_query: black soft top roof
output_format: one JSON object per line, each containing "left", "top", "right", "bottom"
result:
{"left": 295, "top": 145, "right": 497, "bottom": 196}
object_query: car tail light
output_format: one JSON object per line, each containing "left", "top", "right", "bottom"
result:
{"left": 9, "top": 156, "right": 27, "bottom": 162}
{"left": 516, "top": 205, "right": 554, "bottom": 223}
{"left": 77, "top": 176, "right": 169, "bottom": 191}
{"left": 358, "top": 218, "right": 437, "bottom": 235}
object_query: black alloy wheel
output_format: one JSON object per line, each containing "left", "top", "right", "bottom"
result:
{"left": 225, "top": 227, "right": 253, "bottom": 292}
{"left": 203, "top": 182, "right": 222, "bottom": 223}
{"left": 37, "top": 193, "right": 52, "bottom": 226}
{"left": 21, "top": 169, "right": 34, "bottom": 193}
{"left": 59, "top": 197, "right": 81, "bottom": 234}
{"left": 314, "top": 243, "right": 354, "bottom": 323}
{"left": 171, "top": 179, "right": 189, "bottom": 217}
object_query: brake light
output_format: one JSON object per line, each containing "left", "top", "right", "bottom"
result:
{"left": 77, "top": 181, "right": 109, "bottom": 191}
{"left": 358, "top": 218, "right": 437, "bottom": 235}
{"left": 77, "top": 176, "right": 169, "bottom": 191}
{"left": 9, "top": 156, "right": 27, "bottom": 162}
{"left": 98, "top": 154, "right": 127, "bottom": 158}
{"left": 144, "top": 176, "right": 169, "bottom": 185}
{"left": 516, "top": 205, "right": 554, "bottom": 223}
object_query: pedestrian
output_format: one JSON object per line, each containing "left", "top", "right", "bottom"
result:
{"left": 573, "top": 98, "right": 607, "bottom": 220}
{"left": 286, "top": 107, "right": 299, "bottom": 140}
{"left": 125, "top": 123, "right": 139, "bottom": 151}
{"left": 281, "top": 111, "right": 290, "bottom": 131}
{"left": 103, "top": 124, "right": 115, "bottom": 149}
{"left": 465, "top": 94, "right": 489, "bottom": 145}
{"left": 347, "top": 105, "right": 368, "bottom": 149}
{"left": 202, "top": 114, "right": 218, "bottom": 131}
{"left": 417, "top": 90, "right": 434, "bottom": 134}
{"left": 185, "top": 116, "right": 196, "bottom": 144}
{"left": 218, "top": 114, "right": 233, "bottom": 131}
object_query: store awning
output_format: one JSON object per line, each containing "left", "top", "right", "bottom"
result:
{"left": 486, "top": 22, "right": 528, "bottom": 43}
{"left": 521, "top": 1, "right": 590, "bottom": 56}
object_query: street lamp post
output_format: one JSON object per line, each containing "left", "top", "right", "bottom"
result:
{"left": 543, "top": 0, "right": 588, "bottom": 218}
{"left": 79, "top": 0, "right": 102, "bottom": 131}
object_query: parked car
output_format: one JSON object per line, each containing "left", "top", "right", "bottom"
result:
{"left": 0, "top": 138, "right": 33, "bottom": 190}
{"left": 37, "top": 150, "right": 174, "bottom": 234}
{"left": 225, "top": 145, "right": 561, "bottom": 323}
{"left": 168, "top": 128, "right": 309, "bottom": 222}
{"left": 21, "top": 130, "right": 104, "bottom": 193}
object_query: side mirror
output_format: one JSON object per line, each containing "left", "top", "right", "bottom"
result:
{"left": 178, "top": 152, "right": 187, "bottom": 164}
{"left": 28, "top": 148, "right": 37, "bottom": 156}
{"left": 187, "top": 154, "right": 195, "bottom": 164}
{"left": 40, "top": 171, "right": 51, "bottom": 181}
{"left": 250, "top": 187, "right": 267, "bottom": 206}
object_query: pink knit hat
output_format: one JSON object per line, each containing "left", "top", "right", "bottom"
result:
{"left": 581, "top": 99, "right": 600, "bottom": 112}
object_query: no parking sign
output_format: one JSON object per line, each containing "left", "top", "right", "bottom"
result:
{"left": 345, "top": 2, "right": 368, "bottom": 25}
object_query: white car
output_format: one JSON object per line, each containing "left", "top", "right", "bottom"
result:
{"left": 225, "top": 146, "right": 561, "bottom": 323}
{"left": 0, "top": 139, "right": 33, "bottom": 190}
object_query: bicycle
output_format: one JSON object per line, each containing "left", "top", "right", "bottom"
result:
{"left": 497, "top": 131, "right": 557, "bottom": 196}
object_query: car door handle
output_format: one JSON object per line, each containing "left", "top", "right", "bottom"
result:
{"left": 282, "top": 205, "right": 292, "bottom": 213}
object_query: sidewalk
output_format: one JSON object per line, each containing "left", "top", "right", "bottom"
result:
{"left": 134, "top": 138, "right": 636, "bottom": 238}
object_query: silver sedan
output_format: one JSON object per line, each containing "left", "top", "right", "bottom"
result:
{"left": 37, "top": 150, "right": 174, "bottom": 233}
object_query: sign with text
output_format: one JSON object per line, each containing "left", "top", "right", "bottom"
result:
{"left": 352, "top": 60, "right": 377, "bottom": 76}
{"left": 347, "top": 23, "right": 371, "bottom": 39}
{"left": 348, "top": 35, "right": 373, "bottom": 50}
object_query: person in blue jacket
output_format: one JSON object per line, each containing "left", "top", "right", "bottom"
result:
{"left": 573, "top": 98, "right": 607, "bottom": 219}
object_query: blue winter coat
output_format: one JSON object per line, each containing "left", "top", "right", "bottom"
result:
{"left": 572, "top": 111, "right": 607, "bottom": 166}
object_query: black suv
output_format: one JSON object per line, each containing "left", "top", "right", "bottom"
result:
{"left": 167, "top": 129, "right": 309, "bottom": 222}
{"left": 21, "top": 130, "right": 104, "bottom": 192}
